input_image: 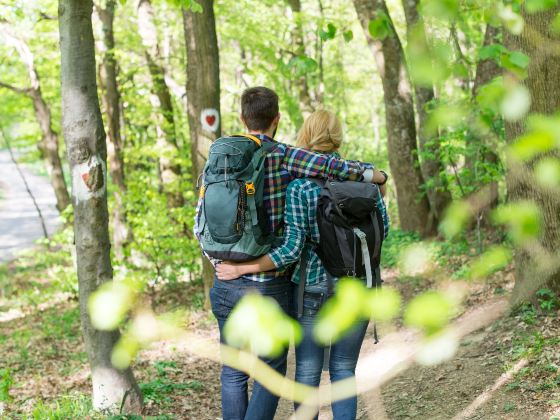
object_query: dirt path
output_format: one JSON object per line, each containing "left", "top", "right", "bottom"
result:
{"left": 0, "top": 150, "right": 61, "bottom": 262}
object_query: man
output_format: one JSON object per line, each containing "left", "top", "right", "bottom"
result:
{"left": 194, "top": 86, "right": 386, "bottom": 419}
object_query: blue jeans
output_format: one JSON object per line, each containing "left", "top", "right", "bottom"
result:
{"left": 210, "top": 276, "right": 294, "bottom": 420}
{"left": 293, "top": 281, "right": 368, "bottom": 420}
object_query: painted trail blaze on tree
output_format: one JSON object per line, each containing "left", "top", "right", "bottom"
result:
{"left": 58, "top": 0, "right": 142, "bottom": 412}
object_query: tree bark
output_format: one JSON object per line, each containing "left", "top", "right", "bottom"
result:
{"left": 0, "top": 28, "right": 71, "bottom": 213}
{"left": 137, "top": 0, "right": 184, "bottom": 209}
{"left": 505, "top": 7, "right": 560, "bottom": 300}
{"left": 353, "top": 0, "right": 433, "bottom": 236}
{"left": 402, "top": 0, "right": 452, "bottom": 224}
{"left": 286, "top": 0, "right": 315, "bottom": 119}
{"left": 183, "top": 0, "right": 221, "bottom": 309}
{"left": 470, "top": 24, "right": 502, "bottom": 216}
{"left": 96, "top": 0, "right": 130, "bottom": 259}
{"left": 58, "top": 0, "right": 142, "bottom": 412}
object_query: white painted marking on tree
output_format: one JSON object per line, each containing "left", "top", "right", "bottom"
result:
{"left": 200, "top": 108, "right": 219, "bottom": 132}
{"left": 72, "top": 154, "right": 106, "bottom": 204}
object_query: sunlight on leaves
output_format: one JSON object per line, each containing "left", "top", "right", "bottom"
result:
{"left": 468, "top": 246, "right": 512, "bottom": 280}
{"left": 525, "top": 0, "right": 558, "bottom": 13}
{"left": 501, "top": 84, "right": 531, "bottom": 121}
{"left": 534, "top": 157, "right": 560, "bottom": 189}
{"left": 497, "top": 4, "right": 525, "bottom": 35}
{"left": 224, "top": 294, "right": 301, "bottom": 358}
{"left": 416, "top": 331, "right": 459, "bottom": 366}
{"left": 492, "top": 201, "right": 542, "bottom": 245}
{"left": 425, "top": 103, "right": 467, "bottom": 136}
{"left": 111, "top": 334, "right": 140, "bottom": 370}
{"left": 419, "top": 0, "right": 459, "bottom": 20}
{"left": 88, "top": 281, "right": 136, "bottom": 331}
{"left": 314, "top": 278, "right": 367, "bottom": 344}
{"left": 508, "top": 132, "right": 555, "bottom": 161}
{"left": 363, "top": 287, "right": 402, "bottom": 322}
{"left": 404, "top": 291, "right": 454, "bottom": 335}
{"left": 440, "top": 201, "right": 472, "bottom": 239}
{"left": 400, "top": 243, "right": 433, "bottom": 277}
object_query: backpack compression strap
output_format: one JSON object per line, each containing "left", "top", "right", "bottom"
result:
{"left": 353, "top": 228, "right": 373, "bottom": 288}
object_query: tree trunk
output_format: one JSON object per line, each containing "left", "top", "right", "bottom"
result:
{"left": 505, "top": 7, "right": 560, "bottom": 300}
{"left": 286, "top": 0, "right": 315, "bottom": 119}
{"left": 402, "top": 0, "right": 452, "bottom": 224}
{"left": 96, "top": 0, "right": 130, "bottom": 260}
{"left": 58, "top": 0, "right": 142, "bottom": 412}
{"left": 353, "top": 0, "right": 433, "bottom": 236}
{"left": 470, "top": 24, "right": 502, "bottom": 216}
{"left": 0, "top": 28, "right": 71, "bottom": 213}
{"left": 183, "top": 0, "right": 221, "bottom": 309}
{"left": 137, "top": 0, "right": 184, "bottom": 209}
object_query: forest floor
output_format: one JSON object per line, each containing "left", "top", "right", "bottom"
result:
{"left": 1, "top": 238, "right": 559, "bottom": 419}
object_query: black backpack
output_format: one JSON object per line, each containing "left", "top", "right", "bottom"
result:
{"left": 297, "top": 179, "right": 385, "bottom": 317}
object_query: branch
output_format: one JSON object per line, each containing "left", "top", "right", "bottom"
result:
{"left": 0, "top": 80, "right": 31, "bottom": 96}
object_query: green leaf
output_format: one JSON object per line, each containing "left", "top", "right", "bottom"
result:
{"left": 492, "top": 202, "right": 542, "bottom": 245}
{"left": 508, "top": 51, "right": 530, "bottom": 69}
{"left": 343, "top": 30, "right": 354, "bottom": 43}
{"left": 551, "top": 12, "right": 560, "bottom": 34}
{"left": 420, "top": 0, "right": 459, "bottom": 20}
{"left": 534, "top": 157, "right": 560, "bottom": 189}
{"left": 224, "top": 294, "right": 301, "bottom": 357}
{"left": 525, "top": 0, "right": 558, "bottom": 13}
{"left": 363, "top": 287, "right": 402, "bottom": 321}
{"left": 88, "top": 281, "right": 137, "bottom": 331}
{"left": 500, "top": 84, "right": 531, "bottom": 121}
{"left": 288, "top": 55, "right": 319, "bottom": 77}
{"left": 508, "top": 131, "right": 555, "bottom": 161}
{"left": 468, "top": 246, "right": 512, "bottom": 280}
{"left": 319, "top": 22, "right": 337, "bottom": 41}
{"left": 478, "top": 44, "right": 507, "bottom": 61}
{"left": 404, "top": 291, "right": 454, "bottom": 335}
{"left": 439, "top": 201, "right": 472, "bottom": 239}
{"left": 368, "top": 13, "right": 393, "bottom": 40}
{"left": 498, "top": 4, "right": 525, "bottom": 35}
{"left": 314, "top": 278, "right": 367, "bottom": 344}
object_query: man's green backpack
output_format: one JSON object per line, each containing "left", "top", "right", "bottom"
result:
{"left": 197, "top": 134, "right": 275, "bottom": 261}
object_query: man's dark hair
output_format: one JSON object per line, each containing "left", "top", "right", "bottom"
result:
{"left": 241, "top": 87, "right": 279, "bottom": 131}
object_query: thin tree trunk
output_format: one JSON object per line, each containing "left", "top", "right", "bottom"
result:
{"left": 353, "top": 0, "right": 433, "bottom": 236}
{"left": 96, "top": 0, "right": 130, "bottom": 259}
{"left": 58, "top": 0, "right": 142, "bottom": 412}
{"left": 402, "top": 0, "right": 452, "bottom": 224}
{"left": 137, "top": 0, "right": 184, "bottom": 209}
{"left": 0, "top": 28, "right": 71, "bottom": 213}
{"left": 286, "top": 0, "right": 315, "bottom": 118}
{"left": 183, "top": 0, "right": 221, "bottom": 309}
{"left": 470, "top": 24, "right": 502, "bottom": 215}
{"left": 505, "top": 7, "right": 560, "bottom": 300}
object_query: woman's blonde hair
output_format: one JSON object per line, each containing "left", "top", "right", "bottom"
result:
{"left": 296, "top": 110, "right": 342, "bottom": 153}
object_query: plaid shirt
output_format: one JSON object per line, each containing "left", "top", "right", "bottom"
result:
{"left": 194, "top": 134, "right": 374, "bottom": 282}
{"left": 268, "top": 178, "right": 390, "bottom": 285}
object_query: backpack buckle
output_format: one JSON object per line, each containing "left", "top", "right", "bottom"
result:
{"left": 245, "top": 182, "right": 256, "bottom": 195}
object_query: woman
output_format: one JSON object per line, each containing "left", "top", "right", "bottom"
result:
{"left": 216, "top": 110, "right": 390, "bottom": 419}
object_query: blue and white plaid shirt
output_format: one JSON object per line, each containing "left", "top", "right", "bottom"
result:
{"left": 268, "top": 177, "right": 390, "bottom": 285}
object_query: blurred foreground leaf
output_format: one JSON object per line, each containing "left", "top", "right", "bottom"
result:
{"left": 468, "top": 246, "right": 512, "bottom": 280}
{"left": 404, "top": 291, "right": 455, "bottom": 335}
{"left": 88, "top": 281, "right": 137, "bottom": 331}
{"left": 492, "top": 201, "right": 542, "bottom": 245}
{"left": 224, "top": 294, "right": 301, "bottom": 358}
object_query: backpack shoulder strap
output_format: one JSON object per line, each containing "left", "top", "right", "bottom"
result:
{"left": 297, "top": 247, "right": 309, "bottom": 319}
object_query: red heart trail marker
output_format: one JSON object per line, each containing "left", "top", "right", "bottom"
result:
{"left": 206, "top": 115, "right": 216, "bottom": 126}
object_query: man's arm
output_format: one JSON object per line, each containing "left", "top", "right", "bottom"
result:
{"left": 216, "top": 182, "right": 308, "bottom": 280}
{"left": 281, "top": 145, "right": 386, "bottom": 183}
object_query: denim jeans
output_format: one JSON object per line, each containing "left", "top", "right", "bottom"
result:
{"left": 293, "top": 281, "right": 368, "bottom": 420}
{"left": 210, "top": 275, "right": 294, "bottom": 420}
